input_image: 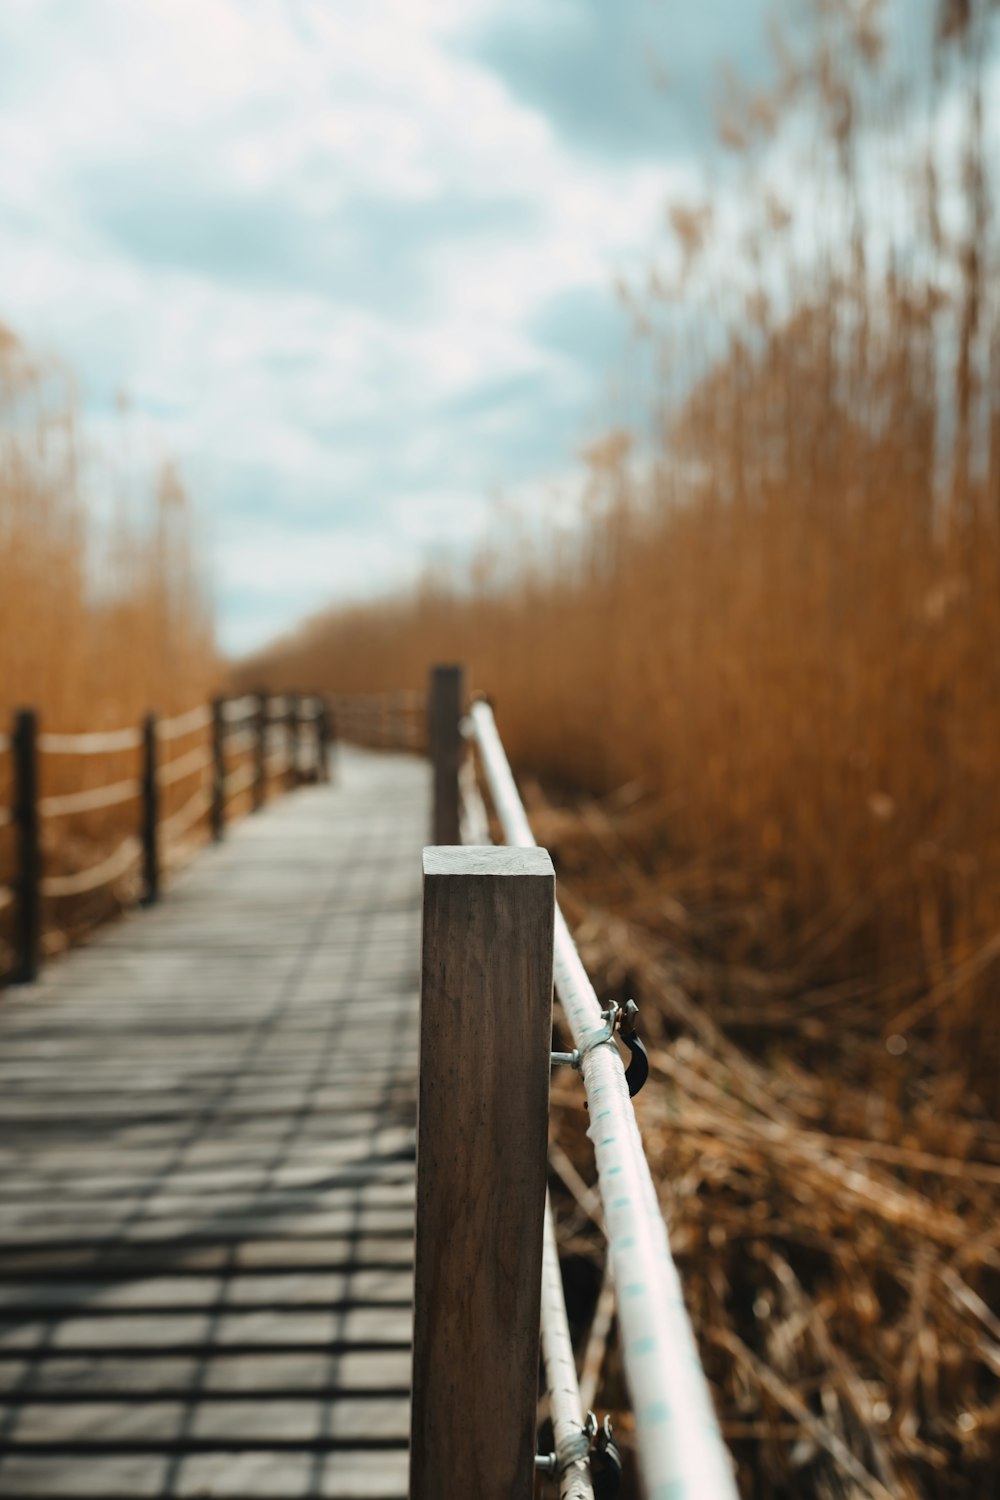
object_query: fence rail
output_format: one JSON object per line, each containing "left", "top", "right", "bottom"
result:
{"left": 346, "top": 665, "right": 735, "bottom": 1500}
{"left": 463, "top": 694, "right": 738, "bottom": 1499}
{"left": 333, "top": 671, "right": 740, "bottom": 1496}
{"left": 0, "top": 690, "right": 331, "bottom": 984}
{"left": 1, "top": 671, "right": 739, "bottom": 1494}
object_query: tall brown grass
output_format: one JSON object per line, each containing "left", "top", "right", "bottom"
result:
{"left": 0, "top": 326, "right": 215, "bottom": 726}
{"left": 243, "top": 0, "right": 1000, "bottom": 1104}
{"left": 0, "top": 324, "right": 217, "bottom": 966}
{"left": 243, "top": 12, "right": 1000, "bottom": 1488}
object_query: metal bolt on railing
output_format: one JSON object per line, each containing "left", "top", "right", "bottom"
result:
{"left": 536, "top": 1414, "right": 623, "bottom": 1498}
{"left": 551, "top": 999, "right": 650, "bottom": 1098}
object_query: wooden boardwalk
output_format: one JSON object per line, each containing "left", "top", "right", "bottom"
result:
{"left": 0, "top": 748, "right": 426, "bottom": 1499}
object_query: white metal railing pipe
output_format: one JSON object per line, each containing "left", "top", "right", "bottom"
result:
{"left": 458, "top": 754, "right": 491, "bottom": 845}
{"left": 459, "top": 753, "right": 593, "bottom": 1496}
{"left": 468, "top": 700, "right": 738, "bottom": 1500}
{"left": 541, "top": 1193, "right": 596, "bottom": 1500}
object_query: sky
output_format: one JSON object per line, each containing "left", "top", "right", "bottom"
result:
{"left": 1, "top": 0, "right": 784, "bottom": 655}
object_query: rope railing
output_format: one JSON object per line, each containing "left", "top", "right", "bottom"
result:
{"left": 328, "top": 688, "right": 427, "bottom": 753}
{"left": 157, "top": 742, "right": 212, "bottom": 787}
{"left": 41, "top": 837, "right": 140, "bottom": 899}
{"left": 221, "top": 694, "right": 258, "bottom": 724}
{"left": 465, "top": 698, "right": 739, "bottom": 1500}
{"left": 159, "top": 784, "right": 211, "bottom": 844}
{"left": 40, "top": 777, "right": 141, "bottom": 819}
{"left": 223, "top": 761, "right": 257, "bottom": 802}
{"left": 0, "top": 690, "right": 331, "bottom": 984}
{"left": 38, "top": 726, "right": 142, "bottom": 755}
{"left": 458, "top": 754, "right": 490, "bottom": 845}
{"left": 157, "top": 703, "right": 212, "bottom": 741}
{"left": 224, "top": 727, "right": 257, "bottom": 757}
{"left": 455, "top": 718, "right": 596, "bottom": 1500}
{"left": 540, "top": 1196, "right": 596, "bottom": 1500}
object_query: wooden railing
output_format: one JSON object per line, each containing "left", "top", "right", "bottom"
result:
{"left": 320, "top": 668, "right": 739, "bottom": 1495}
{"left": 327, "top": 689, "right": 425, "bottom": 753}
{"left": 408, "top": 666, "right": 738, "bottom": 1500}
{"left": 0, "top": 691, "right": 330, "bottom": 984}
{"left": 0, "top": 669, "right": 739, "bottom": 1494}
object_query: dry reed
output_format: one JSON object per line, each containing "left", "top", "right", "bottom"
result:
{"left": 243, "top": 0, "right": 1000, "bottom": 1099}
{"left": 243, "top": 4, "right": 1000, "bottom": 1493}
{"left": 0, "top": 325, "right": 217, "bottom": 967}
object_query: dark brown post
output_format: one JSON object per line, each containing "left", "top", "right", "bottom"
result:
{"left": 410, "top": 845, "right": 555, "bottom": 1500}
{"left": 253, "top": 692, "right": 267, "bottom": 811}
{"left": 390, "top": 690, "right": 404, "bottom": 750}
{"left": 287, "top": 694, "right": 301, "bottom": 789}
{"left": 141, "top": 713, "right": 159, "bottom": 905}
{"left": 210, "top": 696, "right": 225, "bottom": 841}
{"left": 12, "top": 709, "right": 41, "bottom": 984}
{"left": 317, "top": 698, "right": 332, "bottom": 784}
{"left": 428, "top": 664, "right": 463, "bottom": 844}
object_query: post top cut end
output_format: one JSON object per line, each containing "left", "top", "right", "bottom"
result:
{"left": 423, "top": 845, "right": 554, "bottom": 878}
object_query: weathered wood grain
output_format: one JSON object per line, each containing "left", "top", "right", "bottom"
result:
{"left": 0, "top": 747, "right": 427, "bottom": 1498}
{"left": 409, "top": 845, "right": 554, "bottom": 1500}
{"left": 426, "top": 665, "right": 462, "bottom": 845}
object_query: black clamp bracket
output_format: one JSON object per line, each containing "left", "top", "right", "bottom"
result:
{"left": 535, "top": 1412, "right": 623, "bottom": 1496}
{"left": 551, "top": 999, "right": 649, "bottom": 1098}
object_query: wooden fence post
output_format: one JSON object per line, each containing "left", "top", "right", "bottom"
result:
{"left": 410, "top": 845, "right": 555, "bottom": 1500}
{"left": 12, "top": 709, "right": 41, "bottom": 984}
{"left": 253, "top": 693, "right": 267, "bottom": 811}
{"left": 390, "top": 689, "right": 406, "bottom": 750}
{"left": 317, "top": 699, "right": 332, "bottom": 784}
{"left": 211, "top": 696, "right": 225, "bottom": 842}
{"left": 141, "top": 713, "right": 159, "bottom": 905}
{"left": 287, "top": 695, "right": 301, "bottom": 789}
{"left": 428, "top": 664, "right": 463, "bottom": 844}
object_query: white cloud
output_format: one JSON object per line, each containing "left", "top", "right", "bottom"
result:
{"left": 0, "top": 0, "right": 685, "bottom": 654}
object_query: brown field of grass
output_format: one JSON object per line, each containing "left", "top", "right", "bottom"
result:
{"left": 240, "top": 6, "right": 1000, "bottom": 1493}
{"left": 0, "top": 326, "right": 218, "bottom": 969}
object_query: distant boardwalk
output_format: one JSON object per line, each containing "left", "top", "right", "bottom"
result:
{"left": 0, "top": 748, "right": 425, "bottom": 1499}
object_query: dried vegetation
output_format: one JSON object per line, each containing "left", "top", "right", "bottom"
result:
{"left": 246, "top": 2, "right": 1000, "bottom": 1492}
{"left": 0, "top": 329, "right": 216, "bottom": 967}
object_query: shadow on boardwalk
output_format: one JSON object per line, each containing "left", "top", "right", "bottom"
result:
{"left": 0, "top": 748, "right": 427, "bottom": 1500}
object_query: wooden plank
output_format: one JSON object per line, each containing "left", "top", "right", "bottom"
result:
{"left": 410, "top": 846, "right": 554, "bottom": 1500}
{"left": 0, "top": 1350, "right": 411, "bottom": 1396}
{"left": 4, "top": 1395, "right": 409, "bottom": 1443}
{"left": 0, "top": 1269, "right": 414, "bottom": 1311}
{"left": 0, "top": 1454, "right": 168, "bottom": 1497}
{"left": 0, "top": 748, "right": 429, "bottom": 1499}
{"left": 0, "top": 1451, "right": 408, "bottom": 1499}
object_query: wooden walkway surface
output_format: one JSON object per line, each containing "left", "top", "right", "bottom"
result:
{"left": 0, "top": 748, "right": 427, "bottom": 1499}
